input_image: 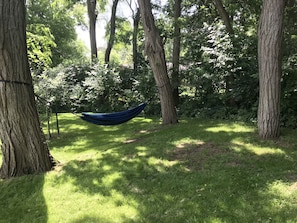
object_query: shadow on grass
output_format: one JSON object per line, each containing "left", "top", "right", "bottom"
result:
{"left": 0, "top": 174, "right": 47, "bottom": 223}
{"left": 53, "top": 116, "right": 297, "bottom": 222}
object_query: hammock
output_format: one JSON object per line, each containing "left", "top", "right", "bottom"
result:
{"left": 80, "top": 103, "right": 146, "bottom": 125}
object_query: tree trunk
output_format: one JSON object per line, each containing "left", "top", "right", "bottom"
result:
{"left": 132, "top": 8, "right": 140, "bottom": 75}
{"left": 257, "top": 0, "right": 286, "bottom": 139}
{"left": 87, "top": 0, "right": 98, "bottom": 61}
{"left": 105, "top": 0, "right": 119, "bottom": 64}
{"left": 213, "top": 0, "right": 234, "bottom": 35}
{"left": 0, "top": 0, "right": 55, "bottom": 178}
{"left": 127, "top": 2, "right": 140, "bottom": 75}
{"left": 138, "top": 0, "right": 178, "bottom": 125}
{"left": 213, "top": 0, "right": 235, "bottom": 106}
{"left": 171, "top": 0, "right": 182, "bottom": 107}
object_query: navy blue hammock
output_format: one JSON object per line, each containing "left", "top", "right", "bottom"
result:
{"left": 80, "top": 103, "right": 146, "bottom": 125}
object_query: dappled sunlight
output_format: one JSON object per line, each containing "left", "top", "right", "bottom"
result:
{"left": 36, "top": 115, "right": 297, "bottom": 222}
{"left": 101, "top": 126, "right": 120, "bottom": 132}
{"left": 252, "top": 180, "right": 297, "bottom": 221}
{"left": 45, "top": 182, "right": 140, "bottom": 222}
{"left": 230, "top": 142, "right": 287, "bottom": 156}
{"left": 129, "top": 117, "right": 155, "bottom": 124}
{"left": 171, "top": 137, "right": 204, "bottom": 148}
{"left": 45, "top": 154, "right": 142, "bottom": 222}
{"left": 266, "top": 180, "right": 296, "bottom": 197}
{"left": 102, "top": 172, "right": 123, "bottom": 187}
{"left": 147, "top": 157, "right": 179, "bottom": 173}
{"left": 60, "top": 123, "right": 89, "bottom": 132}
{"left": 135, "top": 146, "right": 149, "bottom": 156}
{"left": 205, "top": 123, "right": 255, "bottom": 133}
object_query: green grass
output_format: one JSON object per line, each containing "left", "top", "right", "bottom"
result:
{"left": 1, "top": 114, "right": 297, "bottom": 222}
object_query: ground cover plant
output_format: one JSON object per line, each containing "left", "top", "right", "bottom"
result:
{"left": 1, "top": 114, "right": 297, "bottom": 222}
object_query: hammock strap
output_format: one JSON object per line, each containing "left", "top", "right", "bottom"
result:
{"left": 0, "top": 79, "right": 32, "bottom": 86}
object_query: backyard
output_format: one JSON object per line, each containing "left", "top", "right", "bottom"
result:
{"left": 1, "top": 114, "right": 297, "bottom": 222}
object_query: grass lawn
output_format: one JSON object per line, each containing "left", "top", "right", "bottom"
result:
{"left": 1, "top": 113, "right": 297, "bottom": 222}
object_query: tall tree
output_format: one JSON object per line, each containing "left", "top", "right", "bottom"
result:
{"left": 257, "top": 0, "right": 286, "bottom": 139}
{"left": 126, "top": 0, "right": 140, "bottom": 75}
{"left": 213, "top": 0, "right": 234, "bottom": 35}
{"left": 213, "top": 0, "right": 235, "bottom": 106}
{"left": 87, "top": 0, "right": 98, "bottom": 61}
{"left": 171, "top": 0, "right": 182, "bottom": 107}
{"left": 105, "top": 0, "right": 119, "bottom": 64}
{"left": 138, "top": 0, "right": 178, "bottom": 125}
{"left": 0, "top": 0, "right": 55, "bottom": 178}
{"left": 132, "top": 8, "right": 140, "bottom": 74}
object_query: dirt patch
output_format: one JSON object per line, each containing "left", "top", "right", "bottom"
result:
{"left": 169, "top": 142, "right": 239, "bottom": 171}
{"left": 172, "top": 142, "right": 220, "bottom": 159}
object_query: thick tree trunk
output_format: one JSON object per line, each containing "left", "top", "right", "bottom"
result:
{"left": 171, "top": 0, "right": 182, "bottom": 107}
{"left": 87, "top": 0, "right": 98, "bottom": 61}
{"left": 105, "top": 0, "right": 119, "bottom": 64}
{"left": 138, "top": 0, "right": 178, "bottom": 125}
{"left": 257, "top": 0, "right": 286, "bottom": 139}
{"left": 0, "top": 0, "right": 55, "bottom": 178}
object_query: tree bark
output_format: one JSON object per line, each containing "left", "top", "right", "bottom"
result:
{"left": 257, "top": 0, "right": 286, "bottom": 139}
{"left": 105, "top": 0, "right": 119, "bottom": 64}
{"left": 213, "top": 0, "right": 234, "bottom": 35}
{"left": 171, "top": 0, "right": 182, "bottom": 107}
{"left": 138, "top": 0, "right": 178, "bottom": 125}
{"left": 132, "top": 8, "right": 140, "bottom": 75}
{"left": 87, "top": 0, "right": 98, "bottom": 61}
{"left": 0, "top": 0, "right": 55, "bottom": 178}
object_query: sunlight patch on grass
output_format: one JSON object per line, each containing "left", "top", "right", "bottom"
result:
{"left": 44, "top": 168, "right": 140, "bottom": 223}
{"left": 268, "top": 180, "right": 295, "bottom": 197}
{"left": 230, "top": 142, "right": 286, "bottom": 156}
{"left": 111, "top": 135, "right": 129, "bottom": 143}
{"left": 60, "top": 123, "right": 89, "bottom": 131}
{"left": 130, "top": 117, "right": 155, "bottom": 123}
{"left": 101, "top": 126, "right": 120, "bottom": 132}
{"left": 172, "top": 137, "right": 204, "bottom": 148}
{"left": 257, "top": 180, "right": 297, "bottom": 219}
{"left": 135, "top": 146, "right": 149, "bottom": 156}
{"left": 102, "top": 172, "right": 123, "bottom": 187}
{"left": 205, "top": 123, "right": 254, "bottom": 133}
{"left": 45, "top": 188, "right": 139, "bottom": 223}
{"left": 148, "top": 157, "right": 179, "bottom": 173}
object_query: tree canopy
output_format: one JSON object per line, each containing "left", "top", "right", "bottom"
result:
{"left": 26, "top": 0, "right": 87, "bottom": 72}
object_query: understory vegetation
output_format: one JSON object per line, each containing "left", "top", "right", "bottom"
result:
{"left": 1, "top": 114, "right": 297, "bottom": 222}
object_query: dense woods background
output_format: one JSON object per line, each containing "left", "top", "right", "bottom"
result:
{"left": 28, "top": 0, "right": 297, "bottom": 128}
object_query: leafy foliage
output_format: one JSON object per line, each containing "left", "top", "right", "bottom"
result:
{"left": 26, "top": 0, "right": 87, "bottom": 72}
{"left": 34, "top": 63, "right": 160, "bottom": 115}
{"left": 27, "top": 24, "right": 57, "bottom": 73}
